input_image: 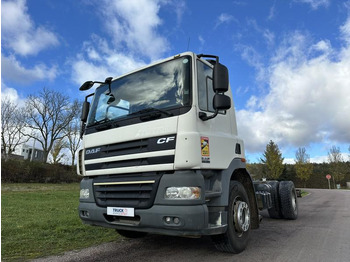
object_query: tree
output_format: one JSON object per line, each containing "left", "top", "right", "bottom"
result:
{"left": 65, "top": 117, "right": 81, "bottom": 166}
{"left": 246, "top": 163, "right": 265, "bottom": 181}
{"left": 50, "top": 138, "right": 68, "bottom": 164}
{"left": 24, "top": 88, "right": 79, "bottom": 163}
{"left": 261, "top": 140, "right": 284, "bottom": 179}
{"left": 328, "top": 146, "right": 345, "bottom": 186}
{"left": 295, "top": 147, "right": 313, "bottom": 188}
{"left": 1, "top": 98, "right": 28, "bottom": 160}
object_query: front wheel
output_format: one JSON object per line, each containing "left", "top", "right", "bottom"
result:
{"left": 212, "top": 181, "right": 251, "bottom": 253}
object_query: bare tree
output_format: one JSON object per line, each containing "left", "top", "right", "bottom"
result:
{"left": 24, "top": 88, "right": 79, "bottom": 162}
{"left": 1, "top": 98, "right": 28, "bottom": 160}
{"left": 328, "top": 146, "right": 345, "bottom": 186}
{"left": 65, "top": 117, "right": 81, "bottom": 166}
{"left": 295, "top": 147, "right": 313, "bottom": 188}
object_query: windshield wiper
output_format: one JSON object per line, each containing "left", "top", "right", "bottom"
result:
{"left": 129, "top": 107, "right": 173, "bottom": 117}
{"left": 88, "top": 118, "right": 110, "bottom": 127}
{"left": 88, "top": 118, "right": 118, "bottom": 131}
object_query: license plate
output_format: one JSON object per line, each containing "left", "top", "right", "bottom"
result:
{"left": 107, "top": 207, "right": 134, "bottom": 217}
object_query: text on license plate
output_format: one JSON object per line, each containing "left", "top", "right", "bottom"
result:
{"left": 107, "top": 207, "right": 134, "bottom": 217}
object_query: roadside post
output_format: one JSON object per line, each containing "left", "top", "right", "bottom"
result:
{"left": 326, "top": 174, "right": 331, "bottom": 189}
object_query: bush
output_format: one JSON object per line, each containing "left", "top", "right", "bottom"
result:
{"left": 247, "top": 162, "right": 350, "bottom": 189}
{"left": 1, "top": 159, "right": 80, "bottom": 183}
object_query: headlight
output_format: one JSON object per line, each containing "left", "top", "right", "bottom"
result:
{"left": 165, "top": 187, "right": 201, "bottom": 200}
{"left": 80, "top": 189, "right": 90, "bottom": 199}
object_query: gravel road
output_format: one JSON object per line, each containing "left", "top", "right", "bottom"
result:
{"left": 32, "top": 188, "right": 350, "bottom": 262}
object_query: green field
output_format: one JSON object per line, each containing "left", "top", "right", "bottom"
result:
{"left": 1, "top": 183, "right": 119, "bottom": 261}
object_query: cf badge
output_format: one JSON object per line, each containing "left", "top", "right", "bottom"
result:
{"left": 157, "top": 136, "right": 175, "bottom": 144}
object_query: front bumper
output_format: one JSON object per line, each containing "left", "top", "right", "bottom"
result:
{"left": 79, "top": 202, "right": 226, "bottom": 236}
{"left": 79, "top": 170, "right": 227, "bottom": 236}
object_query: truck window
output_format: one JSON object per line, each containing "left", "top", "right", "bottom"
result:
{"left": 197, "top": 60, "right": 215, "bottom": 112}
{"left": 87, "top": 56, "right": 191, "bottom": 126}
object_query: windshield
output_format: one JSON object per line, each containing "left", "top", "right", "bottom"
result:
{"left": 87, "top": 56, "right": 191, "bottom": 126}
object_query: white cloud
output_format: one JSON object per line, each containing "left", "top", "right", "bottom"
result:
{"left": 100, "top": 0, "right": 169, "bottom": 60}
{"left": 169, "top": 0, "right": 186, "bottom": 26}
{"left": 1, "top": 55, "right": 58, "bottom": 85}
{"left": 215, "top": 13, "right": 236, "bottom": 28}
{"left": 198, "top": 35, "right": 205, "bottom": 46}
{"left": 340, "top": 16, "right": 350, "bottom": 44}
{"left": 198, "top": 35, "right": 205, "bottom": 52}
{"left": 294, "top": 0, "right": 330, "bottom": 10}
{"left": 237, "top": 21, "right": 350, "bottom": 153}
{"left": 71, "top": 36, "right": 145, "bottom": 85}
{"left": 268, "top": 3, "right": 276, "bottom": 21}
{"left": 2, "top": 0, "right": 59, "bottom": 56}
{"left": 236, "top": 44, "right": 266, "bottom": 84}
{"left": 1, "top": 82, "right": 26, "bottom": 107}
{"left": 1, "top": 0, "right": 59, "bottom": 85}
{"left": 71, "top": 0, "right": 173, "bottom": 85}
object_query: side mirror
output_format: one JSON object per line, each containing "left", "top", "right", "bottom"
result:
{"left": 213, "top": 94, "right": 231, "bottom": 110}
{"left": 79, "top": 81, "right": 94, "bottom": 91}
{"left": 213, "top": 63, "right": 229, "bottom": 93}
{"left": 81, "top": 101, "right": 90, "bottom": 123}
{"left": 199, "top": 94, "right": 231, "bottom": 121}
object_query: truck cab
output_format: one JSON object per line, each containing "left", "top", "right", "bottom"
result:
{"left": 77, "top": 52, "right": 298, "bottom": 253}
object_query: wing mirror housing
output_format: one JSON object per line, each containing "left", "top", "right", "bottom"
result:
{"left": 80, "top": 93, "right": 94, "bottom": 138}
{"left": 213, "top": 63, "right": 229, "bottom": 93}
{"left": 81, "top": 100, "right": 90, "bottom": 123}
{"left": 199, "top": 94, "right": 231, "bottom": 121}
{"left": 213, "top": 94, "right": 231, "bottom": 110}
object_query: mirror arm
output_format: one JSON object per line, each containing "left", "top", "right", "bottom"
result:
{"left": 199, "top": 110, "right": 219, "bottom": 121}
{"left": 80, "top": 121, "right": 86, "bottom": 139}
{"left": 104, "top": 77, "right": 113, "bottom": 95}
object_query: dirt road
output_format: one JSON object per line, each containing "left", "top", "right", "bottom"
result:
{"left": 32, "top": 188, "right": 350, "bottom": 262}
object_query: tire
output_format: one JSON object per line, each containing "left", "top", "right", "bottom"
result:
{"left": 267, "top": 181, "right": 283, "bottom": 219}
{"left": 279, "top": 181, "right": 298, "bottom": 220}
{"left": 116, "top": 229, "right": 148, "bottom": 238}
{"left": 212, "top": 181, "right": 251, "bottom": 253}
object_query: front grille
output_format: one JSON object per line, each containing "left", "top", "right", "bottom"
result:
{"left": 93, "top": 174, "right": 162, "bottom": 208}
{"left": 86, "top": 155, "right": 174, "bottom": 171}
{"left": 85, "top": 135, "right": 176, "bottom": 160}
{"left": 84, "top": 135, "right": 176, "bottom": 174}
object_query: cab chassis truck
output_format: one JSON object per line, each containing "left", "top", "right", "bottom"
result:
{"left": 77, "top": 52, "right": 298, "bottom": 253}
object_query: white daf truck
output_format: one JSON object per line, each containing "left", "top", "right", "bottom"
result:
{"left": 77, "top": 52, "right": 298, "bottom": 253}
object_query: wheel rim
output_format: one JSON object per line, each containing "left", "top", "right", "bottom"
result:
{"left": 291, "top": 191, "right": 297, "bottom": 211}
{"left": 233, "top": 200, "right": 250, "bottom": 233}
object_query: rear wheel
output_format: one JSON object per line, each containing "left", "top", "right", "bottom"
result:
{"left": 279, "top": 181, "right": 298, "bottom": 220}
{"left": 116, "top": 229, "right": 148, "bottom": 238}
{"left": 212, "top": 181, "right": 251, "bottom": 253}
{"left": 267, "top": 181, "right": 283, "bottom": 219}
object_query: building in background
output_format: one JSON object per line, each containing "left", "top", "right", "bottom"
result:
{"left": 20, "top": 144, "right": 44, "bottom": 162}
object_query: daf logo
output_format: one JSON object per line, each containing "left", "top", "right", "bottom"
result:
{"left": 157, "top": 136, "right": 175, "bottom": 144}
{"left": 86, "top": 148, "right": 101, "bottom": 155}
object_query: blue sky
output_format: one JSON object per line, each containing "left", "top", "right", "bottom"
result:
{"left": 2, "top": 0, "right": 350, "bottom": 163}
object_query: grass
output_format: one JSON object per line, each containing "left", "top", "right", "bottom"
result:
{"left": 301, "top": 190, "right": 309, "bottom": 197}
{"left": 1, "top": 183, "right": 120, "bottom": 261}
